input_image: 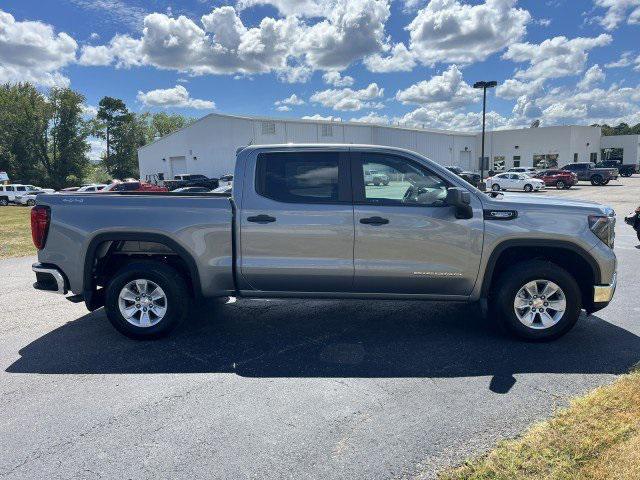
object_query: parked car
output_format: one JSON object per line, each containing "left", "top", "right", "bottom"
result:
{"left": 77, "top": 184, "right": 107, "bottom": 192}
{"left": 163, "top": 174, "right": 219, "bottom": 191}
{"left": 624, "top": 206, "right": 640, "bottom": 242}
{"left": 363, "top": 169, "right": 390, "bottom": 186}
{"left": 486, "top": 173, "right": 546, "bottom": 192}
{"left": 446, "top": 166, "right": 482, "bottom": 188}
{"left": 533, "top": 170, "right": 578, "bottom": 189}
{"left": 561, "top": 163, "right": 618, "bottom": 186}
{"left": 60, "top": 187, "right": 80, "bottom": 192}
{"left": 218, "top": 174, "right": 234, "bottom": 187}
{"left": 508, "top": 167, "right": 538, "bottom": 176}
{"left": 171, "top": 186, "right": 211, "bottom": 193}
{"left": 15, "top": 190, "right": 46, "bottom": 206}
{"left": 101, "top": 181, "right": 169, "bottom": 192}
{"left": 212, "top": 184, "right": 232, "bottom": 194}
{"left": 596, "top": 160, "right": 636, "bottom": 177}
{"left": 31, "top": 144, "right": 616, "bottom": 343}
{"left": 0, "top": 184, "right": 41, "bottom": 203}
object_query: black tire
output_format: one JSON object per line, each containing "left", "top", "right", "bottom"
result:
{"left": 621, "top": 171, "right": 631, "bottom": 178}
{"left": 524, "top": 184, "right": 533, "bottom": 192}
{"left": 491, "top": 184, "right": 501, "bottom": 191}
{"left": 602, "top": 179, "right": 610, "bottom": 185}
{"left": 493, "top": 260, "right": 582, "bottom": 341}
{"left": 556, "top": 180, "right": 565, "bottom": 190}
{"left": 0, "top": 198, "right": 8, "bottom": 206}
{"left": 104, "top": 260, "right": 190, "bottom": 340}
{"left": 590, "top": 175, "right": 603, "bottom": 186}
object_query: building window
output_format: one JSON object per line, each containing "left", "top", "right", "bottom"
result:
{"left": 261, "top": 121, "right": 276, "bottom": 136}
{"left": 514, "top": 145, "right": 519, "bottom": 149}
{"left": 601, "top": 148, "right": 623, "bottom": 162}
{"left": 321, "top": 124, "right": 333, "bottom": 137}
{"left": 513, "top": 156, "right": 521, "bottom": 168}
{"left": 533, "top": 154, "right": 559, "bottom": 169}
{"left": 590, "top": 152, "right": 598, "bottom": 162}
{"left": 573, "top": 153, "right": 578, "bottom": 163}
{"left": 493, "top": 156, "right": 506, "bottom": 171}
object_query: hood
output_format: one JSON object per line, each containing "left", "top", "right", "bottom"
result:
{"left": 481, "top": 192, "right": 615, "bottom": 216}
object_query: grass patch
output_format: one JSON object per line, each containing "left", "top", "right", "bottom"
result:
{"left": 0, "top": 206, "right": 35, "bottom": 259}
{"left": 440, "top": 369, "right": 640, "bottom": 480}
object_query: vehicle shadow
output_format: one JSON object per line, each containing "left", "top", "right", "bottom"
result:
{"left": 7, "top": 299, "right": 640, "bottom": 393}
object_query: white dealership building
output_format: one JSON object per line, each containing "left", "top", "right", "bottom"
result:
{"left": 137, "top": 112, "right": 638, "bottom": 181}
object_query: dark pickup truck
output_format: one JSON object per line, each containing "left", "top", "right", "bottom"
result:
{"left": 163, "top": 174, "right": 219, "bottom": 191}
{"left": 562, "top": 163, "right": 619, "bottom": 186}
{"left": 596, "top": 161, "right": 636, "bottom": 177}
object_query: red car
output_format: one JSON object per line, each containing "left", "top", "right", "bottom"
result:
{"left": 533, "top": 170, "right": 577, "bottom": 189}
{"left": 101, "top": 181, "right": 168, "bottom": 192}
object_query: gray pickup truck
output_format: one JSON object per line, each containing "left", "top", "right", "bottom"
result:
{"left": 562, "top": 162, "right": 619, "bottom": 186}
{"left": 31, "top": 144, "right": 617, "bottom": 341}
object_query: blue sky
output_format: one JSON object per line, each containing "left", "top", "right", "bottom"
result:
{"left": 1, "top": 0, "right": 639, "bottom": 132}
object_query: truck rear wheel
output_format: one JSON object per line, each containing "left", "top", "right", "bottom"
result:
{"left": 590, "top": 175, "right": 603, "bottom": 186}
{"left": 104, "top": 260, "right": 190, "bottom": 339}
{"left": 493, "top": 260, "right": 581, "bottom": 341}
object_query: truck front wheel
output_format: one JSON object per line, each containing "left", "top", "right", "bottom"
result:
{"left": 493, "top": 260, "right": 581, "bottom": 341}
{"left": 590, "top": 175, "right": 603, "bottom": 186}
{"left": 104, "top": 260, "right": 190, "bottom": 339}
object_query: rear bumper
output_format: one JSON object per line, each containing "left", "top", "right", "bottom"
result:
{"left": 32, "top": 263, "right": 67, "bottom": 294}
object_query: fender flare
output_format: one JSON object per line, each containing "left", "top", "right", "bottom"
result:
{"left": 83, "top": 232, "right": 202, "bottom": 310}
{"left": 480, "top": 239, "right": 601, "bottom": 297}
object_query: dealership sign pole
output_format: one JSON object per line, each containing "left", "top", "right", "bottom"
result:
{"left": 473, "top": 81, "right": 497, "bottom": 185}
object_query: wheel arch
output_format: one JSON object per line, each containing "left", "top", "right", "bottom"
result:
{"left": 83, "top": 232, "right": 202, "bottom": 311}
{"left": 481, "top": 240, "right": 601, "bottom": 309}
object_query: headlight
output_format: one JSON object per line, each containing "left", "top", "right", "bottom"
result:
{"left": 589, "top": 214, "right": 616, "bottom": 248}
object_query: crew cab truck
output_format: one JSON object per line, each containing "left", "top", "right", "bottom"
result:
{"left": 562, "top": 162, "right": 619, "bottom": 186}
{"left": 31, "top": 145, "right": 617, "bottom": 341}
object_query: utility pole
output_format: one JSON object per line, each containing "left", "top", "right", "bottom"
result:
{"left": 473, "top": 80, "right": 497, "bottom": 188}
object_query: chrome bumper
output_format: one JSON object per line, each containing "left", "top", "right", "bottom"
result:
{"left": 594, "top": 272, "right": 616, "bottom": 303}
{"left": 32, "top": 263, "right": 67, "bottom": 294}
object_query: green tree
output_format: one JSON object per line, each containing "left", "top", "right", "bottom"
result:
{"left": 106, "top": 113, "right": 147, "bottom": 179}
{"left": 149, "top": 112, "right": 195, "bottom": 139}
{"left": 96, "top": 96, "right": 128, "bottom": 164}
{"left": 42, "top": 88, "right": 90, "bottom": 189}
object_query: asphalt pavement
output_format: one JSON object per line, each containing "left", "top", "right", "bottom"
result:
{"left": 1, "top": 179, "right": 639, "bottom": 479}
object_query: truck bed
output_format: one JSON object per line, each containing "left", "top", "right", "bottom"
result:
{"left": 36, "top": 192, "right": 235, "bottom": 298}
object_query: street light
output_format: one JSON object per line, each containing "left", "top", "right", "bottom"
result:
{"left": 473, "top": 80, "right": 498, "bottom": 185}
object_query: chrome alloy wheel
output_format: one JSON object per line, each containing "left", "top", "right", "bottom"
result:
{"left": 513, "top": 280, "right": 566, "bottom": 330}
{"left": 118, "top": 279, "right": 167, "bottom": 328}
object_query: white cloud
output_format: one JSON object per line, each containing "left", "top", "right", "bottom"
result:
{"left": 0, "top": 9, "right": 77, "bottom": 87}
{"left": 496, "top": 78, "right": 544, "bottom": 100}
{"left": 81, "top": 104, "right": 98, "bottom": 118}
{"left": 276, "top": 105, "right": 291, "bottom": 111}
{"left": 364, "top": 43, "right": 416, "bottom": 72}
{"left": 275, "top": 93, "right": 305, "bottom": 106}
{"left": 350, "top": 112, "right": 390, "bottom": 124}
{"left": 593, "top": 0, "right": 640, "bottom": 30}
{"left": 136, "top": 85, "right": 216, "bottom": 109}
{"left": 577, "top": 64, "right": 605, "bottom": 90}
{"left": 86, "top": 1, "right": 391, "bottom": 81}
{"left": 395, "top": 65, "right": 480, "bottom": 108}
{"left": 236, "top": 0, "right": 330, "bottom": 17}
{"left": 295, "top": 0, "right": 390, "bottom": 70}
{"left": 302, "top": 114, "right": 342, "bottom": 121}
{"left": 69, "top": 0, "right": 148, "bottom": 29}
{"left": 534, "top": 18, "right": 552, "bottom": 26}
{"left": 397, "top": 107, "right": 510, "bottom": 131}
{"left": 87, "top": 137, "right": 106, "bottom": 163}
{"left": 605, "top": 51, "right": 639, "bottom": 69}
{"left": 534, "top": 83, "right": 640, "bottom": 126}
{"left": 503, "top": 34, "right": 612, "bottom": 80}
{"left": 406, "top": 0, "right": 531, "bottom": 65}
{"left": 322, "top": 70, "right": 354, "bottom": 87}
{"left": 512, "top": 95, "right": 543, "bottom": 120}
{"left": 78, "top": 45, "right": 114, "bottom": 66}
{"left": 310, "top": 82, "right": 383, "bottom": 111}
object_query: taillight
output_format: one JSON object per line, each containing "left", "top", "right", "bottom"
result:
{"left": 31, "top": 205, "right": 50, "bottom": 250}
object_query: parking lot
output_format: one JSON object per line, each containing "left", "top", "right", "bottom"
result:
{"left": 1, "top": 178, "right": 640, "bottom": 479}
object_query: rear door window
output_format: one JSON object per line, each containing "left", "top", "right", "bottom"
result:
{"left": 256, "top": 152, "right": 349, "bottom": 204}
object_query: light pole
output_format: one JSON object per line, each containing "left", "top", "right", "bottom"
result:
{"left": 473, "top": 80, "right": 497, "bottom": 185}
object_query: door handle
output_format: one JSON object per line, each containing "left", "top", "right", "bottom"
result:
{"left": 360, "top": 216, "right": 389, "bottom": 225}
{"left": 247, "top": 214, "right": 276, "bottom": 224}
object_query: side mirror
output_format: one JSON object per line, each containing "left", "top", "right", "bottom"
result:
{"left": 446, "top": 187, "right": 473, "bottom": 219}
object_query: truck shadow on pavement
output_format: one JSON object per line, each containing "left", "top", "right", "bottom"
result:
{"left": 7, "top": 298, "right": 640, "bottom": 394}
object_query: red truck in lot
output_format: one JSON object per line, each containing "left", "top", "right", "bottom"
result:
{"left": 533, "top": 170, "right": 578, "bottom": 189}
